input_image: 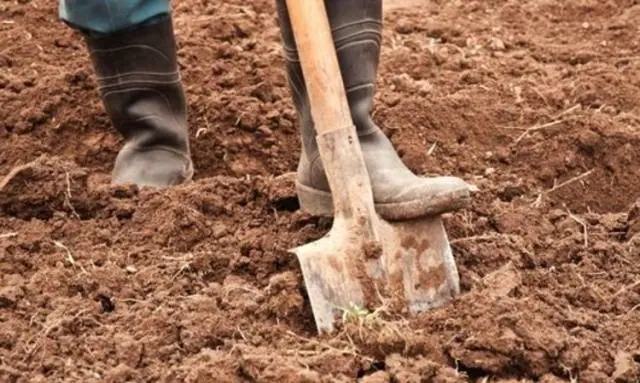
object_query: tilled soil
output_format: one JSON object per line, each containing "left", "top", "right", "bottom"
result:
{"left": 1, "top": 0, "right": 640, "bottom": 382}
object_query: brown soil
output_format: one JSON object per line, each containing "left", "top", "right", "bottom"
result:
{"left": 1, "top": 0, "right": 640, "bottom": 382}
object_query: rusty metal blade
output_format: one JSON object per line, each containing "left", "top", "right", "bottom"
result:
{"left": 378, "top": 216, "right": 460, "bottom": 313}
{"left": 292, "top": 219, "right": 383, "bottom": 333}
{"left": 292, "top": 215, "right": 459, "bottom": 334}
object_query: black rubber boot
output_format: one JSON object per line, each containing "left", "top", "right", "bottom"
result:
{"left": 84, "top": 15, "right": 193, "bottom": 187}
{"left": 275, "top": 0, "right": 470, "bottom": 220}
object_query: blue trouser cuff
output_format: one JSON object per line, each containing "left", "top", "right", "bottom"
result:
{"left": 59, "top": 0, "right": 171, "bottom": 35}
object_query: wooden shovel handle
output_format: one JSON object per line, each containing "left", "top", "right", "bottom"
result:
{"left": 285, "top": 0, "right": 353, "bottom": 135}
{"left": 286, "top": 0, "right": 379, "bottom": 225}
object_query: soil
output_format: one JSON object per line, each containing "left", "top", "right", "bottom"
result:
{"left": 1, "top": 0, "right": 640, "bottom": 382}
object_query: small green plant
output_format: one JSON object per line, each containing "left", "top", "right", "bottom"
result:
{"left": 341, "top": 305, "right": 370, "bottom": 323}
{"left": 340, "top": 304, "right": 383, "bottom": 327}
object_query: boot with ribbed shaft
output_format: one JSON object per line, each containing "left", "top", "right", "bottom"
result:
{"left": 84, "top": 15, "right": 193, "bottom": 187}
{"left": 275, "top": 0, "right": 470, "bottom": 220}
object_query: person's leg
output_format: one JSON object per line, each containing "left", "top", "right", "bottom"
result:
{"left": 59, "top": 0, "right": 193, "bottom": 187}
{"left": 275, "top": 0, "right": 470, "bottom": 220}
{"left": 59, "top": 0, "right": 170, "bottom": 35}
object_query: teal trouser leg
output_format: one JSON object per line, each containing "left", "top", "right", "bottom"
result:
{"left": 59, "top": 0, "right": 170, "bottom": 35}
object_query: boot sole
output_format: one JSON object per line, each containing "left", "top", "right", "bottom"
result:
{"left": 296, "top": 181, "right": 470, "bottom": 221}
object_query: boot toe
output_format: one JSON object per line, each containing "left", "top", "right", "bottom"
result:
{"left": 423, "top": 176, "right": 471, "bottom": 197}
{"left": 112, "top": 148, "right": 194, "bottom": 187}
{"left": 373, "top": 175, "right": 471, "bottom": 220}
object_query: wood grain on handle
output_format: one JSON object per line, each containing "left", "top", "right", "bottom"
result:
{"left": 285, "top": 0, "right": 353, "bottom": 135}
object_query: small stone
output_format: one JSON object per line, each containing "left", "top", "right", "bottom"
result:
{"left": 257, "top": 125, "right": 273, "bottom": 136}
{"left": 265, "top": 110, "right": 280, "bottom": 120}
{"left": 298, "top": 369, "right": 322, "bottom": 383}
{"left": 381, "top": 91, "right": 401, "bottom": 107}
{"left": 360, "top": 371, "right": 391, "bottom": 383}
{"left": 613, "top": 351, "right": 639, "bottom": 382}
{"left": 482, "top": 261, "right": 521, "bottom": 298}
{"left": 489, "top": 37, "right": 506, "bottom": 51}
{"left": 125, "top": 265, "right": 137, "bottom": 274}
{"left": 212, "top": 223, "right": 228, "bottom": 239}
{"left": 512, "top": 50, "right": 526, "bottom": 60}
{"left": 395, "top": 18, "right": 414, "bottom": 34}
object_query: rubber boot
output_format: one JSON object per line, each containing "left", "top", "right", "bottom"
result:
{"left": 275, "top": 0, "right": 470, "bottom": 220}
{"left": 84, "top": 15, "right": 193, "bottom": 187}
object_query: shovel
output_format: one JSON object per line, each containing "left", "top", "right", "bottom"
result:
{"left": 286, "top": 0, "right": 461, "bottom": 333}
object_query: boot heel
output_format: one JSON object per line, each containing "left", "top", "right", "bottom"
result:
{"left": 296, "top": 182, "right": 334, "bottom": 217}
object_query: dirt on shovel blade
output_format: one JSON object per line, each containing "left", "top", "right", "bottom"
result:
{"left": 1, "top": 0, "right": 640, "bottom": 382}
